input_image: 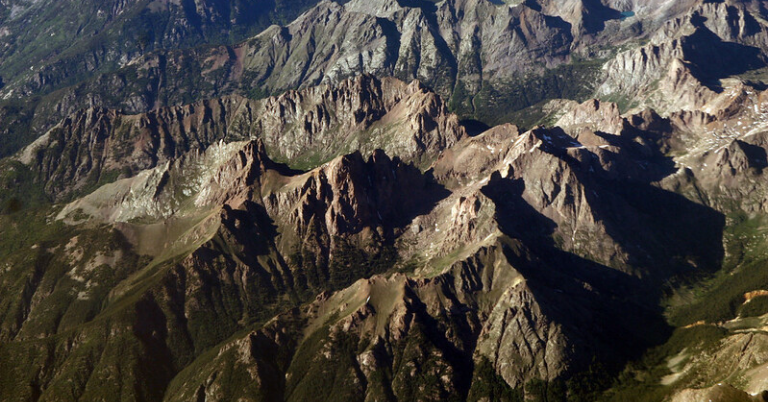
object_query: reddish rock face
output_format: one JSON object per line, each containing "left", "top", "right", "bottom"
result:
{"left": 20, "top": 75, "right": 464, "bottom": 200}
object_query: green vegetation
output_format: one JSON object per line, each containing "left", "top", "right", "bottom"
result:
{"left": 0, "top": 206, "right": 158, "bottom": 401}
{"left": 468, "top": 358, "right": 617, "bottom": 402}
{"left": 0, "top": 97, "right": 41, "bottom": 158}
{"left": 286, "top": 327, "right": 367, "bottom": 402}
{"left": 667, "top": 212, "right": 768, "bottom": 326}
{"left": 601, "top": 93, "right": 639, "bottom": 114}
{"left": 389, "top": 322, "right": 466, "bottom": 402}
{"left": 0, "top": 0, "right": 332, "bottom": 158}
{"left": 601, "top": 326, "right": 727, "bottom": 402}
{"left": 0, "top": 161, "right": 48, "bottom": 214}
{"left": 525, "top": 379, "right": 567, "bottom": 402}
{"left": 0, "top": 0, "right": 328, "bottom": 97}
{"left": 468, "top": 357, "right": 524, "bottom": 402}
{"left": 329, "top": 237, "right": 398, "bottom": 290}
{"left": 601, "top": 210, "right": 768, "bottom": 400}
{"left": 500, "top": 99, "right": 572, "bottom": 131}
{"left": 739, "top": 296, "right": 768, "bottom": 318}
{"left": 3, "top": 4, "right": 768, "bottom": 399}
{"left": 290, "top": 235, "right": 399, "bottom": 296}
{"left": 452, "top": 58, "right": 605, "bottom": 128}
{"left": 565, "top": 360, "right": 615, "bottom": 402}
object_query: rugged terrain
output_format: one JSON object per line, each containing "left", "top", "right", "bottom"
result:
{"left": 5, "top": 0, "right": 768, "bottom": 401}
{"left": 0, "top": 0, "right": 332, "bottom": 96}
{"left": 5, "top": 0, "right": 768, "bottom": 158}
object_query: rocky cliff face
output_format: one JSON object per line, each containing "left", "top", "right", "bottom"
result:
{"left": 5, "top": 0, "right": 768, "bottom": 161}
{"left": 1, "top": 69, "right": 742, "bottom": 401}
{"left": 0, "top": 0, "right": 329, "bottom": 97}
{"left": 598, "top": 0, "right": 768, "bottom": 113}
{"left": 15, "top": 75, "right": 463, "bottom": 199}
{"left": 7, "top": 0, "right": 768, "bottom": 401}
{"left": 57, "top": 0, "right": 573, "bottom": 108}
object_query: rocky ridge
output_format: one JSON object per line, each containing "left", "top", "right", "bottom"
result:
{"left": 13, "top": 75, "right": 463, "bottom": 200}
{"left": 7, "top": 71, "right": 763, "bottom": 400}
{"left": 4, "top": 0, "right": 768, "bottom": 162}
{"left": 7, "top": 0, "right": 768, "bottom": 401}
{"left": 0, "top": 0, "right": 330, "bottom": 97}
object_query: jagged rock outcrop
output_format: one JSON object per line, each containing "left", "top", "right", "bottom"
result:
{"left": 556, "top": 99, "right": 624, "bottom": 134}
{"left": 114, "top": 0, "right": 576, "bottom": 100}
{"left": 0, "top": 0, "right": 329, "bottom": 99}
{"left": 0, "top": 0, "right": 571, "bottom": 151}
{"left": 5, "top": 0, "right": 768, "bottom": 164}
{"left": 6, "top": 71, "right": 722, "bottom": 401}
{"left": 17, "top": 75, "right": 464, "bottom": 199}
{"left": 251, "top": 76, "right": 465, "bottom": 168}
{"left": 158, "top": 234, "right": 661, "bottom": 401}
{"left": 17, "top": 98, "right": 255, "bottom": 197}
{"left": 10, "top": 2, "right": 768, "bottom": 400}
{"left": 598, "top": 1, "right": 768, "bottom": 113}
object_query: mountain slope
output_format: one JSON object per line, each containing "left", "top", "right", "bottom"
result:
{"left": 9, "top": 75, "right": 462, "bottom": 202}
{"left": 0, "top": 0, "right": 332, "bottom": 97}
{"left": 1, "top": 73, "right": 761, "bottom": 401}
{"left": 4, "top": 0, "right": 768, "bottom": 161}
{"left": 7, "top": 1, "right": 768, "bottom": 401}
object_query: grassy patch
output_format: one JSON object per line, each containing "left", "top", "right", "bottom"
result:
{"left": 739, "top": 296, "right": 768, "bottom": 318}
{"left": 667, "top": 212, "right": 768, "bottom": 326}
{"left": 601, "top": 326, "right": 728, "bottom": 402}
{"left": 0, "top": 160, "right": 48, "bottom": 214}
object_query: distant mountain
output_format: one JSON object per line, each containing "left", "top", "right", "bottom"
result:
{"left": 0, "top": 0, "right": 330, "bottom": 96}
{"left": 0, "top": 0, "right": 333, "bottom": 157}
{"left": 3, "top": 0, "right": 768, "bottom": 159}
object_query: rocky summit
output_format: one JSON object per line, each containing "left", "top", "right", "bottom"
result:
{"left": 6, "top": 0, "right": 768, "bottom": 401}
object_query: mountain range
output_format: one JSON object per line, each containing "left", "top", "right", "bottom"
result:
{"left": 4, "top": 0, "right": 768, "bottom": 401}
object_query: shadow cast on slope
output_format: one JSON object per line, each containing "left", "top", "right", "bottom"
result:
{"left": 284, "top": 150, "right": 452, "bottom": 294}
{"left": 479, "top": 145, "right": 725, "bottom": 381}
{"left": 682, "top": 24, "right": 767, "bottom": 91}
